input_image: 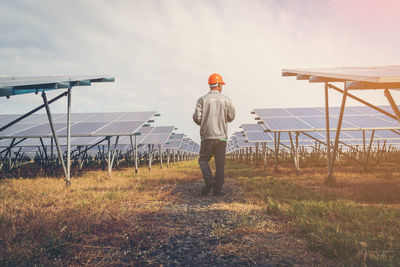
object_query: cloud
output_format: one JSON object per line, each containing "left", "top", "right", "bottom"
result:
{"left": 1, "top": 0, "right": 400, "bottom": 142}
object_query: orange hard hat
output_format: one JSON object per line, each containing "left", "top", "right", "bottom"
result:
{"left": 208, "top": 73, "right": 225, "bottom": 85}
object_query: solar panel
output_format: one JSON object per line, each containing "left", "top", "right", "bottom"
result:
{"left": 245, "top": 131, "right": 273, "bottom": 142}
{"left": 117, "top": 111, "right": 156, "bottom": 121}
{"left": 0, "top": 124, "right": 38, "bottom": 137}
{"left": 57, "top": 122, "right": 107, "bottom": 136}
{"left": 253, "top": 108, "right": 291, "bottom": 117}
{"left": 241, "top": 124, "right": 265, "bottom": 132}
{"left": 286, "top": 107, "right": 324, "bottom": 116}
{"left": 151, "top": 126, "right": 175, "bottom": 134}
{"left": 343, "top": 115, "right": 398, "bottom": 129}
{"left": 255, "top": 106, "right": 400, "bottom": 132}
{"left": 91, "top": 121, "right": 145, "bottom": 136}
{"left": 263, "top": 117, "right": 312, "bottom": 131}
{"left": 163, "top": 140, "right": 183, "bottom": 149}
{"left": 85, "top": 113, "right": 125, "bottom": 122}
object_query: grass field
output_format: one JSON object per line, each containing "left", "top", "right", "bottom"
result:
{"left": 0, "top": 160, "right": 399, "bottom": 266}
{"left": 229, "top": 161, "right": 400, "bottom": 266}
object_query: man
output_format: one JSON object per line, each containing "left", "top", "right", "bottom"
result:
{"left": 193, "top": 73, "right": 235, "bottom": 196}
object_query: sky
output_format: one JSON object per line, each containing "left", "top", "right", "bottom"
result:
{"left": 1, "top": 0, "right": 400, "bottom": 143}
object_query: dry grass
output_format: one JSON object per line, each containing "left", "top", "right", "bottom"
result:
{"left": 1, "top": 157, "right": 400, "bottom": 266}
{"left": 231, "top": 159, "right": 400, "bottom": 265}
{"left": 0, "top": 162, "right": 201, "bottom": 266}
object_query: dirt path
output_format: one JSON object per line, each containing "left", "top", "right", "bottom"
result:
{"left": 131, "top": 174, "right": 336, "bottom": 266}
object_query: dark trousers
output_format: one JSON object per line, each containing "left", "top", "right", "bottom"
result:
{"left": 198, "top": 139, "right": 227, "bottom": 192}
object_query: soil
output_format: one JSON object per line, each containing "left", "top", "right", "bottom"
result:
{"left": 126, "top": 174, "right": 337, "bottom": 266}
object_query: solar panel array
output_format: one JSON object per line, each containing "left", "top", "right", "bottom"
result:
{"left": 0, "top": 113, "right": 200, "bottom": 157}
{"left": 0, "top": 112, "right": 155, "bottom": 138}
{"left": 254, "top": 106, "right": 399, "bottom": 132}
{"left": 227, "top": 106, "right": 400, "bottom": 154}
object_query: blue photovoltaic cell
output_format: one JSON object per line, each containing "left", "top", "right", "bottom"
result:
{"left": 343, "top": 115, "right": 399, "bottom": 128}
{"left": 117, "top": 111, "right": 156, "bottom": 121}
{"left": 286, "top": 108, "right": 324, "bottom": 116}
{"left": 163, "top": 140, "right": 182, "bottom": 149}
{"left": 0, "top": 114, "right": 25, "bottom": 125}
{"left": 299, "top": 116, "right": 355, "bottom": 130}
{"left": 245, "top": 131, "right": 273, "bottom": 142}
{"left": 14, "top": 123, "right": 67, "bottom": 137}
{"left": 263, "top": 117, "right": 312, "bottom": 131}
{"left": 241, "top": 124, "right": 264, "bottom": 132}
{"left": 136, "top": 126, "right": 154, "bottom": 134}
{"left": 19, "top": 114, "right": 61, "bottom": 124}
{"left": 315, "top": 107, "right": 349, "bottom": 116}
{"left": 93, "top": 121, "right": 144, "bottom": 135}
{"left": 141, "top": 133, "right": 171, "bottom": 144}
{"left": 57, "top": 122, "right": 107, "bottom": 136}
{"left": 341, "top": 131, "right": 373, "bottom": 140}
{"left": 374, "top": 130, "right": 400, "bottom": 139}
{"left": 53, "top": 113, "right": 97, "bottom": 123}
{"left": 234, "top": 132, "right": 246, "bottom": 139}
{"left": 375, "top": 115, "right": 400, "bottom": 125}
{"left": 254, "top": 108, "right": 291, "bottom": 117}
{"left": 346, "top": 106, "right": 381, "bottom": 115}
{"left": 170, "top": 133, "right": 184, "bottom": 141}
{"left": 0, "top": 123, "right": 37, "bottom": 136}
{"left": 117, "top": 132, "right": 152, "bottom": 145}
{"left": 85, "top": 113, "right": 125, "bottom": 122}
{"left": 152, "top": 126, "right": 174, "bottom": 134}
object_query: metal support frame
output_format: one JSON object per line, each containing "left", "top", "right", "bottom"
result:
{"left": 324, "top": 82, "right": 332, "bottom": 181}
{"left": 167, "top": 149, "right": 170, "bottom": 168}
{"left": 107, "top": 136, "right": 119, "bottom": 174}
{"left": 0, "top": 91, "right": 68, "bottom": 133}
{"left": 274, "top": 132, "right": 281, "bottom": 171}
{"left": 148, "top": 144, "right": 153, "bottom": 171}
{"left": 66, "top": 88, "right": 71, "bottom": 185}
{"left": 42, "top": 91, "right": 68, "bottom": 181}
{"left": 327, "top": 82, "right": 348, "bottom": 182}
{"left": 130, "top": 134, "right": 138, "bottom": 173}
{"left": 329, "top": 83, "right": 400, "bottom": 121}
{"left": 384, "top": 89, "right": 400, "bottom": 122}
{"left": 159, "top": 144, "right": 163, "bottom": 168}
{"left": 365, "top": 130, "right": 375, "bottom": 170}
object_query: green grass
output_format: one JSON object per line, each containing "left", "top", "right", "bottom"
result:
{"left": 230, "top": 160, "right": 400, "bottom": 266}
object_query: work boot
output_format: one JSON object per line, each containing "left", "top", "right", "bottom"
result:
{"left": 200, "top": 183, "right": 213, "bottom": 196}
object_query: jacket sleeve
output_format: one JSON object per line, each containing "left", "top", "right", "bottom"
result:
{"left": 192, "top": 98, "right": 203, "bottom": 126}
{"left": 227, "top": 98, "right": 235, "bottom": 123}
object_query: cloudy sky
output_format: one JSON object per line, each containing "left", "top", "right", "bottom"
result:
{"left": 1, "top": 0, "right": 400, "bottom": 142}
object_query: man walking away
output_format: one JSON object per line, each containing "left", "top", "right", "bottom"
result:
{"left": 193, "top": 73, "right": 235, "bottom": 196}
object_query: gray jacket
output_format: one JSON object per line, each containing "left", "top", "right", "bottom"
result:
{"left": 193, "top": 90, "right": 235, "bottom": 140}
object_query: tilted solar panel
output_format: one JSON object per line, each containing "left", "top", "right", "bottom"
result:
{"left": 141, "top": 133, "right": 172, "bottom": 145}
{"left": 92, "top": 121, "right": 145, "bottom": 136}
{"left": 241, "top": 123, "right": 265, "bottom": 132}
{"left": 151, "top": 126, "right": 175, "bottom": 134}
{"left": 117, "top": 111, "right": 156, "bottom": 121}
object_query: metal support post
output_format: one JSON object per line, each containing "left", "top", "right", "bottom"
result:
{"left": 159, "top": 144, "right": 163, "bottom": 168}
{"left": 167, "top": 149, "right": 170, "bottom": 167}
{"left": 42, "top": 91, "right": 68, "bottom": 180}
{"left": 66, "top": 88, "right": 71, "bottom": 186}
{"left": 109, "top": 136, "right": 119, "bottom": 174}
{"left": 148, "top": 144, "right": 153, "bottom": 171}
{"left": 324, "top": 82, "right": 332, "bottom": 181}
{"left": 328, "top": 83, "right": 348, "bottom": 183}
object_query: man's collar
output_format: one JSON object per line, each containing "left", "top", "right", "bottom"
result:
{"left": 209, "top": 89, "right": 221, "bottom": 94}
